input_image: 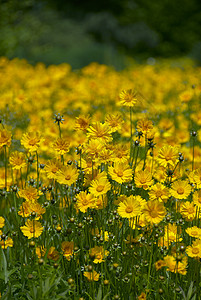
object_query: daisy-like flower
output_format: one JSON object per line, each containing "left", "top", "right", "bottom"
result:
{"left": 0, "top": 237, "right": 13, "bottom": 249}
{"left": 163, "top": 223, "right": 182, "bottom": 245}
{"left": 18, "top": 201, "right": 46, "bottom": 219}
{"left": 134, "top": 169, "right": 154, "bottom": 190}
{"left": 138, "top": 292, "right": 147, "bottom": 300}
{"left": 191, "top": 168, "right": 201, "bottom": 189}
{"left": 84, "top": 139, "right": 103, "bottom": 160}
{"left": 89, "top": 176, "right": 111, "bottom": 197}
{"left": 112, "top": 143, "right": 129, "bottom": 164}
{"left": 18, "top": 186, "right": 39, "bottom": 203}
{"left": 21, "top": 131, "right": 44, "bottom": 152}
{"left": 186, "top": 239, "right": 201, "bottom": 258}
{"left": 186, "top": 226, "right": 201, "bottom": 239}
{"left": 149, "top": 183, "right": 169, "bottom": 202}
{"left": 105, "top": 113, "right": 124, "bottom": 133}
{"left": 137, "top": 119, "right": 153, "bottom": 135}
{"left": 143, "top": 200, "right": 166, "bottom": 224}
{"left": 9, "top": 151, "right": 27, "bottom": 169}
{"left": 52, "top": 138, "right": 70, "bottom": 156}
{"left": 155, "top": 260, "right": 166, "bottom": 271}
{"left": 119, "top": 89, "right": 137, "bottom": 107}
{"left": 163, "top": 255, "right": 187, "bottom": 275}
{"left": 157, "top": 145, "right": 178, "bottom": 168}
{"left": 45, "top": 159, "right": 62, "bottom": 180}
{"left": 89, "top": 246, "right": 109, "bottom": 263}
{"left": 117, "top": 195, "right": 141, "bottom": 219}
{"left": 108, "top": 163, "right": 133, "bottom": 184}
{"left": 20, "top": 219, "right": 43, "bottom": 239}
{"left": 56, "top": 165, "right": 78, "bottom": 186}
{"left": 76, "top": 191, "right": 96, "bottom": 213}
{"left": 84, "top": 270, "right": 100, "bottom": 282}
{"left": 36, "top": 246, "right": 46, "bottom": 258}
{"left": 180, "top": 201, "right": 196, "bottom": 221}
{"left": 96, "top": 148, "right": 113, "bottom": 165}
{"left": 170, "top": 180, "right": 191, "bottom": 200}
{"left": 0, "top": 216, "right": 5, "bottom": 228}
{"left": 87, "top": 122, "right": 112, "bottom": 143}
{"left": 47, "top": 247, "right": 60, "bottom": 261}
{"left": 75, "top": 115, "right": 91, "bottom": 132}
{"left": 61, "top": 241, "right": 74, "bottom": 260}
{"left": 193, "top": 190, "right": 201, "bottom": 208}
{"left": 0, "top": 128, "right": 12, "bottom": 149}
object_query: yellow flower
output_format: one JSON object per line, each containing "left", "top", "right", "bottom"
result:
{"left": 108, "top": 163, "right": 133, "bottom": 184}
{"left": 134, "top": 169, "right": 154, "bottom": 190}
{"left": 21, "top": 131, "right": 44, "bottom": 152}
{"left": 84, "top": 270, "right": 100, "bottom": 282}
{"left": 119, "top": 89, "right": 137, "bottom": 107}
{"left": 18, "top": 201, "right": 46, "bottom": 219}
{"left": 61, "top": 241, "right": 74, "bottom": 260}
{"left": 56, "top": 165, "right": 78, "bottom": 186}
{"left": 118, "top": 195, "right": 142, "bottom": 219}
{"left": 138, "top": 292, "right": 146, "bottom": 300}
{"left": 9, "top": 151, "right": 27, "bottom": 169}
{"left": 75, "top": 115, "right": 91, "bottom": 132}
{"left": 0, "top": 237, "right": 13, "bottom": 249}
{"left": 20, "top": 219, "right": 43, "bottom": 239}
{"left": 163, "top": 255, "right": 187, "bottom": 275}
{"left": 0, "top": 128, "right": 12, "bottom": 149}
{"left": 87, "top": 122, "right": 112, "bottom": 143}
{"left": 0, "top": 216, "right": 5, "bottom": 228}
{"left": 186, "top": 226, "right": 201, "bottom": 239}
{"left": 193, "top": 189, "right": 201, "bottom": 208}
{"left": 163, "top": 223, "right": 182, "bottom": 245}
{"left": 170, "top": 180, "right": 191, "bottom": 199}
{"left": 52, "top": 138, "right": 70, "bottom": 156}
{"left": 47, "top": 246, "right": 60, "bottom": 261}
{"left": 89, "top": 176, "right": 111, "bottom": 197}
{"left": 89, "top": 246, "right": 109, "bottom": 263}
{"left": 76, "top": 191, "right": 96, "bottom": 213}
{"left": 112, "top": 143, "right": 129, "bottom": 164}
{"left": 143, "top": 200, "right": 166, "bottom": 224}
{"left": 155, "top": 260, "right": 166, "bottom": 271}
{"left": 137, "top": 119, "right": 153, "bottom": 135}
{"left": 157, "top": 145, "right": 178, "bottom": 168}
{"left": 186, "top": 239, "right": 201, "bottom": 258}
{"left": 84, "top": 139, "right": 103, "bottom": 160}
{"left": 105, "top": 113, "right": 124, "bottom": 132}
{"left": 149, "top": 183, "right": 169, "bottom": 202}
{"left": 18, "top": 186, "right": 39, "bottom": 203}
{"left": 180, "top": 201, "right": 196, "bottom": 221}
{"left": 45, "top": 159, "right": 62, "bottom": 180}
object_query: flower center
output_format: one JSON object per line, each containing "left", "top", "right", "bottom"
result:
{"left": 140, "top": 178, "right": 147, "bottom": 184}
{"left": 51, "top": 168, "right": 58, "bottom": 173}
{"left": 192, "top": 248, "right": 199, "bottom": 254}
{"left": 188, "top": 207, "right": 194, "bottom": 214}
{"left": 82, "top": 199, "right": 89, "bottom": 206}
{"left": 117, "top": 171, "right": 123, "bottom": 177}
{"left": 191, "top": 231, "right": 198, "bottom": 236}
{"left": 96, "top": 185, "right": 104, "bottom": 192}
{"left": 177, "top": 187, "right": 184, "bottom": 195}
{"left": 29, "top": 139, "right": 37, "bottom": 146}
{"left": 30, "top": 228, "right": 35, "bottom": 233}
{"left": 156, "top": 191, "right": 163, "bottom": 198}
{"left": 65, "top": 175, "right": 71, "bottom": 180}
{"left": 125, "top": 205, "right": 133, "bottom": 213}
{"left": 150, "top": 211, "right": 158, "bottom": 218}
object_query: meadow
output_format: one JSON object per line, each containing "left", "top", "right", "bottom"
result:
{"left": 0, "top": 57, "right": 201, "bottom": 299}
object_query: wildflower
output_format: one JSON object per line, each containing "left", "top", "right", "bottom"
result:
{"left": 54, "top": 113, "right": 64, "bottom": 125}
{"left": 137, "top": 119, "right": 153, "bottom": 135}
{"left": 56, "top": 165, "right": 78, "bottom": 186}
{"left": 186, "top": 226, "right": 201, "bottom": 239}
{"left": 155, "top": 260, "right": 166, "bottom": 271}
{"left": 75, "top": 115, "right": 91, "bottom": 132}
{"left": 87, "top": 122, "right": 112, "bottom": 143}
{"left": 96, "top": 148, "right": 113, "bottom": 165}
{"left": 36, "top": 246, "right": 46, "bottom": 258}
{"left": 170, "top": 180, "right": 191, "bottom": 200}
{"left": 0, "top": 128, "right": 12, "bottom": 149}
{"left": 134, "top": 169, "right": 154, "bottom": 190}
{"left": 138, "top": 292, "right": 146, "bottom": 300}
{"left": 61, "top": 241, "right": 74, "bottom": 260}
{"left": 52, "top": 138, "right": 70, "bottom": 156}
{"left": 105, "top": 113, "right": 124, "bottom": 132}
{"left": 157, "top": 145, "right": 178, "bottom": 168}
{"left": 21, "top": 131, "right": 44, "bottom": 152}
{"left": 186, "top": 239, "right": 201, "bottom": 258}
{"left": 0, "top": 237, "right": 13, "bottom": 249}
{"left": 193, "top": 190, "right": 201, "bottom": 208}
{"left": 84, "top": 139, "right": 103, "bottom": 160}
{"left": 45, "top": 159, "right": 62, "bottom": 180}
{"left": 149, "top": 183, "right": 169, "bottom": 202}
{"left": 18, "top": 186, "right": 39, "bottom": 203}
{"left": 18, "top": 201, "right": 46, "bottom": 219}
{"left": 119, "top": 89, "right": 137, "bottom": 107}
{"left": 118, "top": 195, "right": 141, "bottom": 219}
{"left": 76, "top": 191, "right": 96, "bottom": 213}
{"left": 163, "top": 223, "right": 182, "bottom": 245}
{"left": 47, "top": 247, "right": 60, "bottom": 261}
{"left": 89, "top": 246, "right": 109, "bottom": 263}
{"left": 164, "top": 255, "right": 187, "bottom": 275}
{"left": 20, "top": 219, "right": 43, "bottom": 239}
{"left": 143, "top": 200, "right": 166, "bottom": 224}
{"left": 0, "top": 217, "right": 5, "bottom": 228}
{"left": 9, "top": 151, "right": 27, "bottom": 169}
{"left": 96, "top": 194, "right": 108, "bottom": 209}
{"left": 112, "top": 143, "right": 129, "bottom": 164}
{"left": 180, "top": 201, "right": 196, "bottom": 221}
{"left": 84, "top": 270, "right": 100, "bottom": 282}
{"left": 108, "top": 163, "right": 133, "bottom": 184}
{"left": 89, "top": 176, "right": 111, "bottom": 197}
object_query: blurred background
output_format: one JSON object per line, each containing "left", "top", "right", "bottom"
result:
{"left": 0, "top": 0, "right": 201, "bottom": 69}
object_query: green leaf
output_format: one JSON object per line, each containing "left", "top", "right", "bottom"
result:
{"left": 97, "top": 285, "right": 102, "bottom": 300}
{"left": 0, "top": 247, "right": 8, "bottom": 283}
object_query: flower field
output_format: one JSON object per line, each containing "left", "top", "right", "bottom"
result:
{"left": 0, "top": 57, "right": 201, "bottom": 299}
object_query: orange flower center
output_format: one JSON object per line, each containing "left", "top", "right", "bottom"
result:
{"left": 192, "top": 248, "right": 199, "bottom": 254}
{"left": 51, "top": 168, "right": 58, "bottom": 173}
{"left": 117, "top": 171, "right": 123, "bottom": 177}
{"left": 191, "top": 231, "right": 198, "bottom": 236}
{"left": 28, "top": 138, "right": 38, "bottom": 146}
{"left": 82, "top": 199, "right": 89, "bottom": 206}
{"left": 125, "top": 205, "right": 133, "bottom": 213}
{"left": 150, "top": 210, "right": 158, "bottom": 218}
{"left": 140, "top": 178, "right": 147, "bottom": 184}
{"left": 177, "top": 187, "right": 184, "bottom": 195}
{"left": 96, "top": 185, "right": 104, "bottom": 192}
{"left": 65, "top": 175, "right": 71, "bottom": 180}
{"left": 188, "top": 207, "right": 194, "bottom": 214}
{"left": 30, "top": 228, "right": 35, "bottom": 233}
{"left": 156, "top": 190, "right": 163, "bottom": 198}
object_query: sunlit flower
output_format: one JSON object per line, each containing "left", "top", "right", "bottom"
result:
{"left": 61, "top": 241, "right": 74, "bottom": 260}
{"left": 0, "top": 217, "right": 5, "bottom": 228}
{"left": 193, "top": 190, "right": 201, "bottom": 208}
{"left": 137, "top": 119, "right": 153, "bottom": 135}
{"left": 87, "top": 122, "right": 112, "bottom": 143}
{"left": 84, "top": 270, "right": 100, "bottom": 282}
{"left": 108, "top": 163, "right": 133, "bottom": 184}
{"left": 18, "top": 201, "right": 46, "bottom": 219}
{"left": 119, "top": 89, "right": 137, "bottom": 107}
{"left": 75, "top": 115, "right": 91, "bottom": 132}
{"left": 18, "top": 186, "right": 39, "bottom": 203}
{"left": 186, "top": 239, "right": 201, "bottom": 258}
{"left": 0, "top": 128, "right": 12, "bottom": 149}
{"left": 157, "top": 145, "right": 178, "bottom": 168}
{"left": 143, "top": 200, "right": 166, "bottom": 224}
{"left": 89, "top": 246, "right": 109, "bottom": 263}
{"left": 89, "top": 176, "right": 111, "bottom": 197}
{"left": 56, "top": 165, "right": 78, "bottom": 186}
{"left": 20, "top": 219, "right": 43, "bottom": 239}
{"left": 163, "top": 255, "right": 187, "bottom": 275}
{"left": 180, "top": 201, "right": 196, "bottom": 221}
{"left": 0, "top": 237, "right": 13, "bottom": 249}
{"left": 134, "top": 169, "right": 154, "bottom": 190}
{"left": 9, "top": 151, "right": 27, "bottom": 169}
{"left": 45, "top": 159, "right": 62, "bottom": 180}
{"left": 76, "top": 191, "right": 96, "bottom": 213}
{"left": 149, "top": 183, "right": 169, "bottom": 202}
{"left": 52, "top": 137, "right": 70, "bottom": 155}
{"left": 170, "top": 180, "right": 191, "bottom": 199}
{"left": 118, "top": 195, "right": 141, "bottom": 219}
{"left": 105, "top": 113, "right": 124, "bottom": 132}
{"left": 21, "top": 131, "right": 44, "bottom": 152}
{"left": 155, "top": 260, "right": 166, "bottom": 271}
{"left": 186, "top": 226, "right": 201, "bottom": 239}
